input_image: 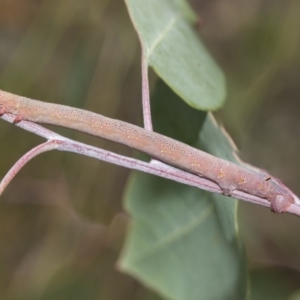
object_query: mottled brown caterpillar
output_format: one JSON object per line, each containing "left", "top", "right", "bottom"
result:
{"left": 0, "top": 90, "right": 295, "bottom": 213}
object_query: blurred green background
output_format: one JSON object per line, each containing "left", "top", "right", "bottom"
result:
{"left": 0, "top": 0, "right": 300, "bottom": 299}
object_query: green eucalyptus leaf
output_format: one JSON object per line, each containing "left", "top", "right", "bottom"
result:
{"left": 125, "top": 0, "right": 226, "bottom": 111}
{"left": 119, "top": 81, "right": 247, "bottom": 300}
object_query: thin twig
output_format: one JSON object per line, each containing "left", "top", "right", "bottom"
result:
{"left": 1, "top": 113, "right": 300, "bottom": 217}
{"left": 0, "top": 140, "right": 59, "bottom": 196}
{"left": 141, "top": 47, "right": 152, "bottom": 131}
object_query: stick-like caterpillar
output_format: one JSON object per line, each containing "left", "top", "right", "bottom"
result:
{"left": 0, "top": 90, "right": 294, "bottom": 213}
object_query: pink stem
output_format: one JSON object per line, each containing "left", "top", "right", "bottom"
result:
{"left": 1, "top": 114, "right": 300, "bottom": 217}
{"left": 0, "top": 140, "right": 59, "bottom": 196}
{"left": 141, "top": 47, "right": 153, "bottom": 131}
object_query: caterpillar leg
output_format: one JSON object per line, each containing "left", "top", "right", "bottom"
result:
{"left": 217, "top": 182, "right": 236, "bottom": 197}
{"left": 269, "top": 194, "right": 293, "bottom": 213}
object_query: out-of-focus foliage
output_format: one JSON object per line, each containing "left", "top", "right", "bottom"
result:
{"left": 249, "top": 267, "right": 300, "bottom": 300}
{"left": 0, "top": 0, "right": 299, "bottom": 299}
